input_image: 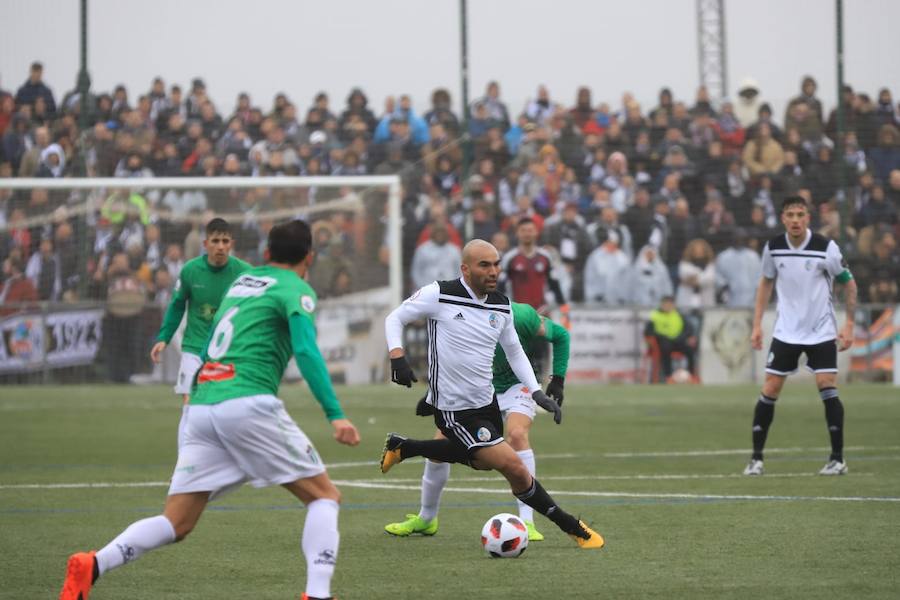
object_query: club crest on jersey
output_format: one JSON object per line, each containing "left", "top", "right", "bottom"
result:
{"left": 805, "top": 259, "right": 814, "bottom": 271}
{"left": 301, "top": 295, "right": 316, "bottom": 313}
{"left": 477, "top": 427, "right": 492, "bottom": 442}
{"left": 488, "top": 313, "right": 500, "bottom": 329}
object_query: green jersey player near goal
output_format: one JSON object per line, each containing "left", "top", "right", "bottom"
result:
{"left": 385, "top": 301, "right": 569, "bottom": 542}
{"left": 150, "top": 218, "right": 251, "bottom": 442}
{"left": 60, "top": 220, "right": 360, "bottom": 600}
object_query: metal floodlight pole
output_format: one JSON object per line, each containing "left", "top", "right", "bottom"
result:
{"left": 77, "top": 0, "right": 91, "bottom": 132}
{"left": 77, "top": 0, "right": 92, "bottom": 298}
{"left": 835, "top": 0, "right": 848, "bottom": 245}
{"left": 459, "top": 0, "right": 472, "bottom": 179}
{"left": 696, "top": 0, "right": 728, "bottom": 103}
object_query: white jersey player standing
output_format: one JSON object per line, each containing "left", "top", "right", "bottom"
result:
{"left": 744, "top": 196, "right": 858, "bottom": 476}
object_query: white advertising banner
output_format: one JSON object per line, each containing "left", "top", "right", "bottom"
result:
{"left": 567, "top": 307, "right": 647, "bottom": 383}
{"left": 0, "top": 309, "right": 104, "bottom": 373}
{"left": 699, "top": 309, "right": 756, "bottom": 384}
{"left": 701, "top": 309, "right": 851, "bottom": 384}
{"left": 285, "top": 287, "right": 390, "bottom": 385}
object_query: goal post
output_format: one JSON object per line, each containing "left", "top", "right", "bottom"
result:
{"left": 0, "top": 175, "right": 402, "bottom": 384}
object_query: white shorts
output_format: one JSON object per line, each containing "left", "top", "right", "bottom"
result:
{"left": 174, "top": 352, "right": 203, "bottom": 395}
{"left": 497, "top": 384, "right": 536, "bottom": 420}
{"left": 168, "top": 394, "right": 326, "bottom": 500}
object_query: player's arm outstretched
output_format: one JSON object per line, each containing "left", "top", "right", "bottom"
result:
{"left": 151, "top": 274, "right": 189, "bottom": 362}
{"left": 537, "top": 316, "right": 570, "bottom": 406}
{"left": 288, "top": 314, "right": 360, "bottom": 446}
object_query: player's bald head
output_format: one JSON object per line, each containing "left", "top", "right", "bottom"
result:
{"left": 461, "top": 239, "right": 501, "bottom": 296}
{"left": 462, "top": 239, "right": 499, "bottom": 266}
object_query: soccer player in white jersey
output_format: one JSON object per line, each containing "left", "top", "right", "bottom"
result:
{"left": 380, "top": 239, "right": 604, "bottom": 549}
{"left": 744, "top": 196, "right": 857, "bottom": 476}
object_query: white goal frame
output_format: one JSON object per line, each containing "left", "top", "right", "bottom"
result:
{"left": 1, "top": 175, "right": 404, "bottom": 308}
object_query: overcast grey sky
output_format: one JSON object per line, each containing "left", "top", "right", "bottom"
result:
{"left": 2, "top": 0, "right": 897, "bottom": 122}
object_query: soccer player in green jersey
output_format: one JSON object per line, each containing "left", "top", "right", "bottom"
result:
{"left": 151, "top": 218, "right": 251, "bottom": 401}
{"left": 384, "top": 301, "right": 569, "bottom": 542}
{"left": 150, "top": 218, "right": 250, "bottom": 444}
{"left": 60, "top": 221, "right": 360, "bottom": 600}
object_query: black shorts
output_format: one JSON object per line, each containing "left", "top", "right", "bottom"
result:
{"left": 766, "top": 338, "right": 838, "bottom": 375}
{"left": 433, "top": 396, "right": 504, "bottom": 453}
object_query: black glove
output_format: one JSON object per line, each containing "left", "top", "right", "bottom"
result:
{"left": 546, "top": 375, "right": 565, "bottom": 407}
{"left": 390, "top": 355, "right": 418, "bottom": 387}
{"left": 415, "top": 394, "right": 435, "bottom": 416}
{"left": 532, "top": 389, "right": 562, "bottom": 424}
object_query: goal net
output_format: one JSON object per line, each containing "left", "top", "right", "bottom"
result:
{"left": 0, "top": 175, "right": 401, "bottom": 385}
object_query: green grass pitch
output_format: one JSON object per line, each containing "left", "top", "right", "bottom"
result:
{"left": 1, "top": 383, "right": 899, "bottom": 599}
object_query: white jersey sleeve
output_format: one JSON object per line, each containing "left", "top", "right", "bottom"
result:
{"left": 825, "top": 240, "right": 845, "bottom": 278}
{"left": 385, "top": 282, "right": 440, "bottom": 350}
{"left": 761, "top": 242, "right": 776, "bottom": 279}
{"left": 498, "top": 309, "right": 541, "bottom": 392}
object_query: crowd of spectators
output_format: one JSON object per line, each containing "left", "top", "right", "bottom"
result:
{"left": 2, "top": 62, "right": 900, "bottom": 315}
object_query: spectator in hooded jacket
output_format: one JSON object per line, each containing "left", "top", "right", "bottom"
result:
{"left": 583, "top": 233, "right": 630, "bottom": 305}
{"left": 36, "top": 143, "right": 66, "bottom": 178}
{"left": 627, "top": 245, "right": 673, "bottom": 307}
{"left": 734, "top": 77, "right": 764, "bottom": 128}
{"left": 714, "top": 229, "right": 761, "bottom": 307}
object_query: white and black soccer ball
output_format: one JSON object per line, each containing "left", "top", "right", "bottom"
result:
{"left": 481, "top": 513, "right": 528, "bottom": 558}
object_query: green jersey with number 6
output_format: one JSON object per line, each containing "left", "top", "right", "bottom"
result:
{"left": 155, "top": 255, "right": 252, "bottom": 355}
{"left": 191, "top": 265, "right": 330, "bottom": 408}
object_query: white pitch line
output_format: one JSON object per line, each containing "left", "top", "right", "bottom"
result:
{"left": 325, "top": 446, "right": 900, "bottom": 463}
{"left": 0, "top": 481, "right": 170, "bottom": 490}
{"left": 341, "top": 472, "right": 879, "bottom": 484}
{"left": 0, "top": 472, "right": 841, "bottom": 490}
{"left": 332, "top": 481, "right": 900, "bottom": 504}
{"left": 600, "top": 445, "right": 900, "bottom": 458}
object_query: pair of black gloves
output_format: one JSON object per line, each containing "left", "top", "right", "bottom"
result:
{"left": 390, "top": 356, "right": 565, "bottom": 424}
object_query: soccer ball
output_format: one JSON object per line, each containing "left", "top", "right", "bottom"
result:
{"left": 670, "top": 368, "right": 693, "bottom": 384}
{"left": 480, "top": 513, "right": 529, "bottom": 558}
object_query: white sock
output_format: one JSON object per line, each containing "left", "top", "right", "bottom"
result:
{"left": 418, "top": 460, "right": 450, "bottom": 522}
{"left": 95, "top": 515, "right": 176, "bottom": 576}
{"left": 516, "top": 449, "right": 536, "bottom": 523}
{"left": 302, "top": 499, "right": 340, "bottom": 600}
